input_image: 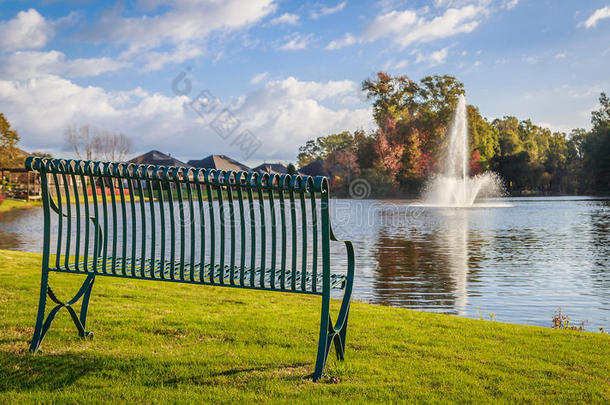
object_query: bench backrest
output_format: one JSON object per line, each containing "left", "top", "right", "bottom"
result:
{"left": 25, "top": 157, "right": 334, "bottom": 294}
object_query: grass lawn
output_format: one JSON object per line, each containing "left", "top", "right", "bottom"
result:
{"left": 0, "top": 249, "right": 608, "bottom": 404}
{"left": 0, "top": 199, "right": 42, "bottom": 213}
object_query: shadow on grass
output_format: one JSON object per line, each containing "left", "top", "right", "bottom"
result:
{"left": 0, "top": 349, "right": 313, "bottom": 392}
{"left": 0, "top": 351, "right": 103, "bottom": 392}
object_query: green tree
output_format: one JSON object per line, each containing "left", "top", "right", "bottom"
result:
{"left": 361, "top": 72, "right": 418, "bottom": 126}
{"left": 297, "top": 131, "right": 354, "bottom": 167}
{"left": 468, "top": 105, "right": 499, "bottom": 167}
{"left": 0, "top": 113, "right": 21, "bottom": 168}
{"left": 591, "top": 92, "right": 610, "bottom": 131}
{"left": 544, "top": 132, "right": 568, "bottom": 192}
{"left": 582, "top": 93, "right": 610, "bottom": 193}
{"left": 286, "top": 163, "right": 297, "bottom": 175}
{"left": 493, "top": 117, "right": 523, "bottom": 156}
{"left": 353, "top": 129, "right": 376, "bottom": 170}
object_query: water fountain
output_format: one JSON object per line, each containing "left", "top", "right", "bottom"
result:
{"left": 421, "top": 94, "right": 505, "bottom": 207}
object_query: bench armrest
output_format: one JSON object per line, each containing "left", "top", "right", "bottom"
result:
{"left": 329, "top": 224, "right": 354, "bottom": 331}
{"left": 329, "top": 225, "right": 355, "bottom": 280}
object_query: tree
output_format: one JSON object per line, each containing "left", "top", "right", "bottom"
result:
{"left": 0, "top": 113, "right": 21, "bottom": 168}
{"left": 417, "top": 75, "right": 466, "bottom": 152}
{"left": 468, "top": 105, "right": 499, "bottom": 167}
{"left": 362, "top": 72, "right": 418, "bottom": 126}
{"left": 362, "top": 72, "right": 466, "bottom": 192}
{"left": 493, "top": 117, "right": 523, "bottom": 156}
{"left": 297, "top": 131, "right": 354, "bottom": 167}
{"left": 544, "top": 132, "right": 568, "bottom": 192}
{"left": 400, "top": 127, "right": 424, "bottom": 182}
{"left": 30, "top": 152, "right": 53, "bottom": 158}
{"left": 66, "top": 125, "right": 131, "bottom": 161}
{"left": 591, "top": 92, "right": 610, "bottom": 132}
{"left": 373, "top": 120, "right": 405, "bottom": 183}
{"left": 582, "top": 93, "right": 610, "bottom": 193}
{"left": 297, "top": 139, "right": 322, "bottom": 167}
{"left": 286, "top": 163, "right": 297, "bottom": 175}
{"left": 470, "top": 150, "right": 483, "bottom": 176}
{"left": 353, "top": 129, "right": 376, "bottom": 170}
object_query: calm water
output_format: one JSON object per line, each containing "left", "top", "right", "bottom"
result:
{"left": 1, "top": 196, "right": 609, "bottom": 330}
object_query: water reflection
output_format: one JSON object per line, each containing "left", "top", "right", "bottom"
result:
{"left": 0, "top": 208, "right": 42, "bottom": 251}
{"left": 1, "top": 197, "right": 609, "bottom": 329}
{"left": 588, "top": 200, "right": 610, "bottom": 291}
{"left": 372, "top": 207, "right": 482, "bottom": 315}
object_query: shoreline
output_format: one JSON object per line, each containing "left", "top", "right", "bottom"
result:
{"left": 0, "top": 199, "right": 42, "bottom": 214}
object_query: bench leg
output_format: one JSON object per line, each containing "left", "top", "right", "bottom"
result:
{"left": 312, "top": 284, "right": 353, "bottom": 382}
{"left": 29, "top": 272, "right": 96, "bottom": 353}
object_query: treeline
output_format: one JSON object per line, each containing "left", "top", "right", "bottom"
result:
{"left": 297, "top": 72, "right": 610, "bottom": 197}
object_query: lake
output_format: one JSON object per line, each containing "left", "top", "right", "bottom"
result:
{"left": 1, "top": 196, "right": 608, "bottom": 330}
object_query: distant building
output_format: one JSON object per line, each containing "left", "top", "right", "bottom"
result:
{"left": 252, "top": 163, "right": 288, "bottom": 175}
{"left": 0, "top": 146, "right": 30, "bottom": 169}
{"left": 129, "top": 150, "right": 191, "bottom": 167}
{"left": 299, "top": 159, "right": 331, "bottom": 177}
{"left": 187, "top": 154, "right": 250, "bottom": 172}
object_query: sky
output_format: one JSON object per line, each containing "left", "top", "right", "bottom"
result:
{"left": 0, "top": 0, "right": 609, "bottom": 165}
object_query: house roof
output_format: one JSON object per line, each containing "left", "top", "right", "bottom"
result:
{"left": 0, "top": 146, "right": 30, "bottom": 169}
{"left": 252, "top": 163, "right": 288, "bottom": 175}
{"left": 128, "top": 150, "right": 190, "bottom": 167}
{"left": 187, "top": 155, "right": 251, "bottom": 172}
{"left": 299, "top": 159, "right": 331, "bottom": 177}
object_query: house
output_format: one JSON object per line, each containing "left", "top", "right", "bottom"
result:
{"left": 252, "top": 163, "right": 288, "bottom": 175}
{"left": 187, "top": 154, "right": 250, "bottom": 172}
{"left": 298, "top": 159, "right": 332, "bottom": 177}
{"left": 128, "top": 150, "right": 191, "bottom": 167}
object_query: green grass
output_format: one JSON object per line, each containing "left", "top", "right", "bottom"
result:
{"left": 0, "top": 199, "right": 42, "bottom": 213}
{"left": 0, "top": 250, "right": 608, "bottom": 404}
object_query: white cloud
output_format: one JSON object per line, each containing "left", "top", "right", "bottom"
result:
{"left": 270, "top": 13, "right": 300, "bottom": 25}
{"left": 415, "top": 47, "right": 448, "bottom": 66}
{"left": 311, "top": 1, "right": 348, "bottom": 19}
{"left": 84, "top": 0, "right": 276, "bottom": 47}
{"left": 213, "top": 51, "right": 224, "bottom": 63}
{"left": 250, "top": 72, "right": 269, "bottom": 84}
{"left": 137, "top": 43, "right": 203, "bottom": 72}
{"left": 521, "top": 55, "right": 538, "bottom": 64}
{"left": 0, "top": 75, "right": 371, "bottom": 162}
{"left": 79, "top": 0, "right": 277, "bottom": 69}
{"left": 326, "top": 33, "right": 357, "bottom": 50}
{"left": 555, "top": 51, "right": 567, "bottom": 59}
{"left": 236, "top": 77, "right": 372, "bottom": 160}
{"left": 364, "top": 4, "right": 486, "bottom": 47}
{"left": 502, "top": 0, "right": 518, "bottom": 10}
{"left": 381, "top": 59, "right": 409, "bottom": 71}
{"left": 278, "top": 33, "right": 311, "bottom": 50}
{"left": 0, "top": 50, "right": 128, "bottom": 80}
{"left": 580, "top": 6, "right": 610, "bottom": 29}
{"left": 0, "top": 9, "right": 53, "bottom": 51}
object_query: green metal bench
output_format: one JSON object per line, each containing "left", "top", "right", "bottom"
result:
{"left": 25, "top": 157, "right": 354, "bottom": 381}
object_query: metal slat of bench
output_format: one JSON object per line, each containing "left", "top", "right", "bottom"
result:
{"left": 25, "top": 157, "right": 354, "bottom": 382}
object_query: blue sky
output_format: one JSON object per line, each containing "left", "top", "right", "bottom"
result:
{"left": 0, "top": 0, "right": 609, "bottom": 165}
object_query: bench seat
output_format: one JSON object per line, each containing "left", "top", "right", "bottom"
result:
{"left": 49, "top": 258, "right": 347, "bottom": 292}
